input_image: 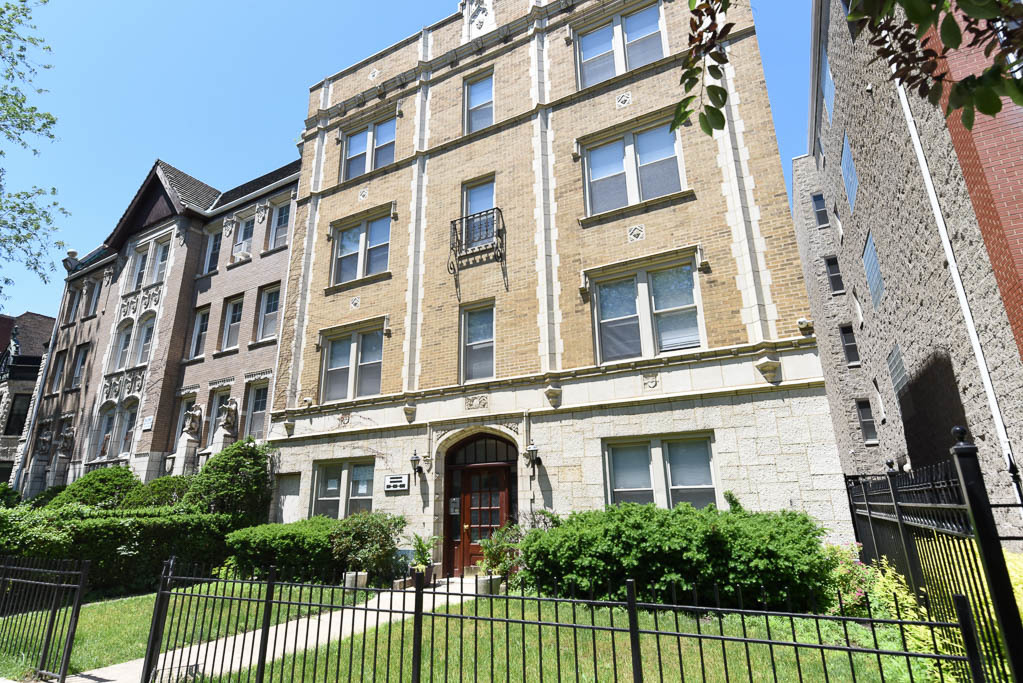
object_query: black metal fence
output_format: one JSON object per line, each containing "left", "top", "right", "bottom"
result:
{"left": 847, "top": 427, "right": 1023, "bottom": 682}
{"left": 0, "top": 557, "right": 89, "bottom": 683}
{"left": 140, "top": 559, "right": 986, "bottom": 682}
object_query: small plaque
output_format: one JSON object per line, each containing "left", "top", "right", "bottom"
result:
{"left": 384, "top": 474, "right": 409, "bottom": 491}
{"left": 142, "top": 416, "right": 154, "bottom": 431}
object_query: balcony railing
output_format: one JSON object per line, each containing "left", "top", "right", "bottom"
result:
{"left": 449, "top": 208, "right": 505, "bottom": 274}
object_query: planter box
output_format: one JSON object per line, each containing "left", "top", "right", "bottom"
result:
{"left": 470, "top": 574, "right": 502, "bottom": 595}
{"left": 343, "top": 571, "right": 368, "bottom": 589}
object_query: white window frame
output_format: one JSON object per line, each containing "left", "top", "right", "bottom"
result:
{"left": 131, "top": 247, "right": 148, "bottom": 291}
{"left": 591, "top": 257, "right": 704, "bottom": 364}
{"left": 150, "top": 240, "right": 170, "bottom": 284}
{"left": 134, "top": 316, "right": 156, "bottom": 366}
{"left": 257, "top": 286, "right": 280, "bottom": 341}
{"left": 604, "top": 436, "right": 717, "bottom": 509}
{"left": 234, "top": 214, "right": 255, "bottom": 258}
{"left": 312, "top": 460, "right": 375, "bottom": 519}
{"left": 811, "top": 193, "right": 829, "bottom": 228}
{"left": 118, "top": 402, "right": 138, "bottom": 456}
{"left": 342, "top": 116, "right": 397, "bottom": 181}
{"left": 49, "top": 350, "right": 67, "bottom": 393}
{"left": 245, "top": 383, "right": 269, "bottom": 440}
{"left": 461, "top": 303, "right": 495, "bottom": 383}
{"left": 824, "top": 256, "right": 844, "bottom": 294}
{"left": 70, "top": 343, "right": 89, "bottom": 388}
{"left": 206, "top": 390, "right": 231, "bottom": 447}
{"left": 583, "top": 122, "right": 687, "bottom": 216}
{"left": 575, "top": 2, "right": 669, "bottom": 89}
{"left": 331, "top": 215, "right": 391, "bottom": 285}
{"left": 113, "top": 323, "right": 133, "bottom": 371}
{"left": 320, "top": 327, "right": 384, "bottom": 402}
{"left": 221, "top": 297, "right": 244, "bottom": 350}
{"left": 270, "top": 201, "right": 290, "bottom": 250}
{"left": 85, "top": 278, "right": 102, "bottom": 317}
{"left": 94, "top": 407, "right": 116, "bottom": 460}
{"left": 839, "top": 325, "right": 860, "bottom": 367}
{"left": 464, "top": 72, "right": 494, "bottom": 134}
{"left": 856, "top": 399, "right": 878, "bottom": 445}
{"left": 65, "top": 287, "right": 81, "bottom": 323}
{"left": 204, "top": 230, "right": 223, "bottom": 274}
{"left": 190, "top": 308, "right": 209, "bottom": 359}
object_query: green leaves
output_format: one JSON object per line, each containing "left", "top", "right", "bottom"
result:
{"left": 939, "top": 12, "right": 961, "bottom": 49}
{"left": 956, "top": 0, "right": 1003, "bottom": 20}
{"left": 707, "top": 84, "right": 728, "bottom": 107}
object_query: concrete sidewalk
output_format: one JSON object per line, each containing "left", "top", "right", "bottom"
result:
{"left": 60, "top": 578, "right": 480, "bottom": 683}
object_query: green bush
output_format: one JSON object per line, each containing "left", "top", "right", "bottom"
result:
{"left": 518, "top": 502, "right": 836, "bottom": 609}
{"left": 330, "top": 511, "right": 406, "bottom": 583}
{"left": 477, "top": 523, "right": 522, "bottom": 577}
{"left": 24, "top": 485, "right": 65, "bottom": 508}
{"left": 0, "top": 482, "right": 20, "bottom": 508}
{"left": 47, "top": 467, "right": 141, "bottom": 509}
{"left": 120, "top": 475, "right": 193, "bottom": 508}
{"left": 183, "top": 440, "right": 272, "bottom": 525}
{"left": 226, "top": 517, "right": 339, "bottom": 582}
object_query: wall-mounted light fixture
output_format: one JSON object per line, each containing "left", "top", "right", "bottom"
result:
{"left": 524, "top": 441, "right": 540, "bottom": 477}
{"left": 410, "top": 450, "right": 424, "bottom": 480}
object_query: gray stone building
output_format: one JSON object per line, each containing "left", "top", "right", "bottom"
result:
{"left": 792, "top": 0, "right": 1023, "bottom": 514}
{"left": 0, "top": 312, "right": 55, "bottom": 483}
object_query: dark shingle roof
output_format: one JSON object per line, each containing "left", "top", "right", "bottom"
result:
{"left": 156, "top": 160, "right": 222, "bottom": 210}
{"left": 211, "top": 160, "right": 301, "bottom": 211}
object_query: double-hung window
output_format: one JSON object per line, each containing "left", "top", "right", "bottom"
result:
{"left": 245, "top": 385, "right": 269, "bottom": 440}
{"left": 96, "top": 408, "right": 116, "bottom": 459}
{"left": 314, "top": 461, "right": 375, "bottom": 518}
{"left": 344, "top": 117, "right": 396, "bottom": 180}
{"left": 333, "top": 216, "right": 390, "bottom": 284}
{"left": 205, "top": 231, "right": 222, "bottom": 273}
{"left": 825, "top": 257, "right": 844, "bottom": 293}
{"left": 857, "top": 399, "right": 878, "bottom": 444}
{"left": 114, "top": 324, "right": 133, "bottom": 370}
{"left": 135, "top": 317, "right": 155, "bottom": 365}
{"left": 608, "top": 437, "right": 716, "bottom": 509}
{"left": 152, "top": 241, "right": 170, "bottom": 283}
{"left": 191, "top": 308, "right": 209, "bottom": 359}
{"left": 586, "top": 123, "right": 683, "bottom": 215}
{"left": 222, "top": 297, "right": 243, "bottom": 349}
{"left": 862, "top": 231, "right": 885, "bottom": 307}
{"left": 271, "top": 203, "right": 290, "bottom": 249}
{"left": 462, "top": 305, "right": 494, "bottom": 382}
{"left": 840, "top": 325, "right": 860, "bottom": 365}
{"left": 578, "top": 4, "right": 664, "bottom": 88}
{"left": 85, "top": 278, "right": 102, "bottom": 316}
{"left": 461, "top": 179, "right": 496, "bottom": 250}
{"left": 65, "top": 288, "right": 81, "bottom": 323}
{"left": 119, "top": 404, "right": 138, "bottom": 455}
{"left": 207, "top": 391, "right": 230, "bottom": 446}
{"left": 70, "top": 344, "right": 89, "bottom": 389}
{"left": 811, "top": 193, "right": 829, "bottom": 228}
{"left": 465, "top": 74, "right": 494, "bottom": 133}
{"left": 49, "top": 351, "right": 67, "bottom": 393}
{"left": 235, "top": 218, "right": 255, "bottom": 257}
{"left": 132, "top": 249, "right": 148, "bottom": 291}
{"left": 258, "top": 287, "right": 280, "bottom": 340}
{"left": 322, "top": 329, "right": 384, "bottom": 401}
{"left": 594, "top": 261, "right": 699, "bottom": 363}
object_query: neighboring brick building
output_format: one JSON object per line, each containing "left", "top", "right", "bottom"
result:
{"left": 269, "top": 0, "right": 851, "bottom": 574}
{"left": 0, "top": 311, "right": 55, "bottom": 482}
{"left": 9, "top": 160, "right": 298, "bottom": 496}
{"left": 792, "top": 0, "right": 1023, "bottom": 512}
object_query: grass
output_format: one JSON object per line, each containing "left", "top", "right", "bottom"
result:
{"left": 0, "top": 578, "right": 367, "bottom": 680}
{"left": 204, "top": 594, "right": 962, "bottom": 682}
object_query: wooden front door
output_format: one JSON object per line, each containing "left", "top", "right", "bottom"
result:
{"left": 459, "top": 466, "right": 509, "bottom": 571}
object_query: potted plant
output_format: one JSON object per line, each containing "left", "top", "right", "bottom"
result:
{"left": 474, "top": 523, "right": 521, "bottom": 593}
{"left": 409, "top": 532, "right": 440, "bottom": 585}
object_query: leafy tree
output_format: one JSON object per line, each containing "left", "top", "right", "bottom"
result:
{"left": 0, "top": 0, "right": 67, "bottom": 305}
{"left": 182, "top": 439, "right": 272, "bottom": 525}
{"left": 676, "top": 0, "right": 1023, "bottom": 135}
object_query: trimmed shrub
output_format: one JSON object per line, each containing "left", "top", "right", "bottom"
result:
{"left": 226, "top": 517, "right": 339, "bottom": 582}
{"left": 330, "top": 512, "right": 406, "bottom": 583}
{"left": 0, "top": 483, "right": 20, "bottom": 508}
{"left": 518, "top": 502, "right": 836, "bottom": 609}
{"left": 121, "top": 475, "right": 193, "bottom": 509}
{"left": 47, "top": 467, "right": 141, "bottom": 509}
{"left": 183, "top": 439, "right": 272, "bottom": 525}
{"left": 24, "top": 485, "right": 65, "bottom": 509}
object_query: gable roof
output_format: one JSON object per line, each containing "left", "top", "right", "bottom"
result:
{"left": 211, "top": 160, "right": 301, "bottom": 211}
{"left": 156, "top": 160, "right": 221, "bottom": 211}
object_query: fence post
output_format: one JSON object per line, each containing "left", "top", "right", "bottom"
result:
{"left": 254, "top": 565, "right": 277, "bottom": 683}
{"left": 858, "top": 479, "right": 881, "bottom": 562}
{"left": 411, "top": 570, "right": 424, "bottom": 683}
{"left": 953, "top": 594, "right": 987, "bottom": 682}
{"left": 55, "top": 560, "right": 88, "bottom": 683}
{"left": 951, "top": 427, "right": 1023, "bottom": 682}
{"left": 885, "top": 466, "right": 924, "bottom": 597}
{"left": 626, "top": 579, "right": 644, "bottom": 683}
{"left": 140, "top": 558, "right": 173, "bottom": 683}
{"left": 36, "top": 567, "right": 63, "bottom": 674}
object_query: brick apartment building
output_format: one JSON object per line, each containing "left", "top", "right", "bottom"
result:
{"left": 792, "top": 0, "right": 1023, "bottom": 511}
{"left": 0, "top": 312, "right": 55, "bottom": 482}
{"left": 9, "top": 160, "right": 298, "bottom": 496}
{"left": 267, "top": 0, "right": 851, "bottom": 573}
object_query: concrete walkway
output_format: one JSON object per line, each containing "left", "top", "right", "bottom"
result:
{"left": 60, "top": 578, "right": 481, "bottom": 683}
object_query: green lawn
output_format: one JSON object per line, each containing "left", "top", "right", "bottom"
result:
{"left": 0, "top": 579, "right": 366, "bottom": 680}
{"left": 207, "top": 596, "right": 961, "bottom": 682}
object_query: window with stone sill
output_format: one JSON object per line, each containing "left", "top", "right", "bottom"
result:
{"left": 462, "top": 304, "right": 494, "bottom": 382}
{"left": 70, "top": 344, "right": 89, "bottom": 389}
{"left": 135, "top": 315, "right": 155, "bottom": 366}
{"left": 221, "top": 297, "right": 243, "bottom": 350}
{"left": 464, "top": 73, "right": 494, "bottom": 134}
{"left": 857, "top": 399, "right": 878, "bottom": 444}
{"left": 205, "top": 230, "right": 222, "bottom": 274}
{"left": 270, "top": 202, "right": 290, "bottom": 250}
{"left": 131, "top": 248, "right": 148, "bottom": 291}
{"left": 94, "top": 408, "right": 116, "bottom": 459}
{"left": 257, "top": 286, "right": 280, "bottom": 341}
{"left": 839, "top": 325, "right": 859, "bottom": 365}
{"left": 190, "top": 307, "right": 209, "bottom": 359}
{"left": 234, "top": 217, "right": 255, "bottom": 259}
{"left": 245, "top": 384, "right": 269, "bottom": 441}
{"left": 64, "top": 287, "right": 81, "bottom": 324}
{"left": 206, "top": 391, "right": 230, "bottom": 447}
{"left": 151, "top": 240, "right": 170, "bottom": 284}
{"left": 862, "top": 231, "right": 885, "bottom": 308}
{"left": 84, "top": 278, "right": 102, "bottom": 317}
{"left": 112, "top": 322, "right": 133, "bottom": 371}
{"left": 608, "top": 438, "right": 715, "bottom": 509}
{"left": 175, "top": 397, "right": 196, "bottom": 440}
{"left": 593, "top": 260, "right": 700, "bottom": 364}
{"left": 49, "top": 350, "right": 66, "bottom": 393}
{"left": 332, "top": 215, "right": 390, "bottom": 286}
{"left": 118, "top": 402, "right": 138, "bottom": 456}
{"left": 584, "top": 122, "right": 685, "bottom": 216}
{"left": 824, "top": 257, "right": 844, "bottom": 294}
{"left": 321, "top": 328, "right": 383, "bottom": 402}
{"left": 577, "top": 3, "right": 665, "bottom": 89}
{"left": 314, "top": 461, "right": 375, "bottom": 518}
{"left": 343, "top": 117, "right": 396, "bottom": 181}
{"left": 811, "top": 193, "right": 829, "bottom": 228}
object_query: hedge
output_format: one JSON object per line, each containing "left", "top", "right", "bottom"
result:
{"left": 120, "top": 475, "right": 193, "bottom": 508}
{"left": 518, "top": 502, "right": 837, "bottom": 610}
{"left": 47, "top": 467, "right": 142, "bottom": 509}
{"left": 226, "top": 516, "right": 339, "bottom": 582}
{"left": 184, "top": 439, "right": 271, "bottom": 525}
{"left": 0, "top": 505, "right": 237, "bottom": 594}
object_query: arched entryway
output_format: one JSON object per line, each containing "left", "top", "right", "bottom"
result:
{"left": 442, "top": 433, "right": 518, "bottom": 577}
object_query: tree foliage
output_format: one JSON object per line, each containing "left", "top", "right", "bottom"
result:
{"left": 676, "top": 0, "right": 1023, "bottom": 135}
{"left": 0, "top": 0, "right": 66, "bottom": 305}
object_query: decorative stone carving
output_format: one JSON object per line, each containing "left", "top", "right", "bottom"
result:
{"left": 56, "top": 424, "right": 75, "bottom": 455}
{"left": 403, "top": 401, "right": 416, "bottom": 423}
{"left": 217, "top": 397, "right": 239, "bottom": 435}
{"left": 336, "top": 413, "right": 352, "bottom": 429}
{"left": 223, "top": 216, "right": 237, "bottom": 238}
{"left": 182, "top": 404, "right": 203, "bottom": 438}
{"left": 465, "top": 394, "right": 489, "bottom": 410}
{"left": 616, "top": 91, "right": 633, "bottom": 108}
{"left": 544, "top": 383, "right": 563, "bottom": 408}
{"left": 358, "top": 188, "right": 369, "bottom": 202}
{"left": 627, "top": 224, "right": 645, "bottom": 242}
{"left": 642, "top": 373, "right": 659, "bottom": 390}
{"left": 350, "top": 296, "right": 360, "bottom": 310}
{"left": 120, "top": 294, "right": 139, "bottom": 320}
{"left": 754, "top": 356, "right": 782, "bottom": 384}
{"left": 255, "top": 203, "right": 270, "bottom": 223}
{"left": 502, "top": 421, "right": 520, "bottom": 434}
{"left": 103, "top": 265, "right": 115, "bottom": 285}
{"left": 140, "top": 283, "right": 162, "bottom": 312}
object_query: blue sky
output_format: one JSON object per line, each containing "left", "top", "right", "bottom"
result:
{"left": 3, "top": 0, "right": 810, "bottom": 317}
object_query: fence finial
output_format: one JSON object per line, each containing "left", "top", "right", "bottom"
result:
{"left": 951, "top": 425, "right": 972, "bottom": 447}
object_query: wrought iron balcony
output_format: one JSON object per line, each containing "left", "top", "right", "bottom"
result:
{"left": 449, "top": 207, "right": 505, "bottom": 273}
